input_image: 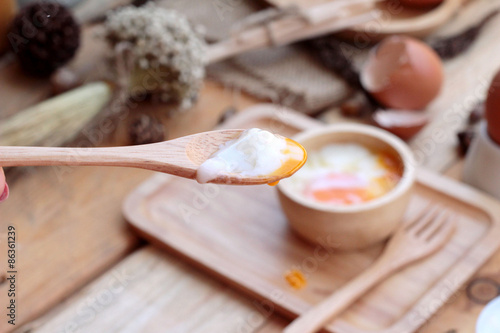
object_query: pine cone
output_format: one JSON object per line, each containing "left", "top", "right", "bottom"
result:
{"left": 9, "top": 2, "right": 80, "bottom": 76}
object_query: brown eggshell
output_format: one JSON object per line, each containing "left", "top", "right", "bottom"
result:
{"left": 361, "top": 36, "right": 444, "bottom": 110}
{"left": 372, "top": 109, "right": 429, "bottom": 141}
{"left": 485, "top": 70, "right": 500, "bottom": 145}
{"left": 399, "top": 0, "right": 444, "bottom": 7}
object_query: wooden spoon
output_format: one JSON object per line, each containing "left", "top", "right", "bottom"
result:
{"left": 361, "top": 0, "right": 466, "bottom": 38}
{"left": 262, "top": 0, "right": 466, "bottom": 40}
{"left": 0, "top": 129, "right": 304, "bottom": 185}
{"left": 207, "top": 0, "right": 382, "bottom": 63}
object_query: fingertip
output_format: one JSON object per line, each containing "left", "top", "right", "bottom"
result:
{"left": 0, "top": 183, "right": 9, "bottom": 202}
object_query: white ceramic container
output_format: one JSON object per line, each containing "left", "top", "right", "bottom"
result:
{"left": 463, "top": 121, "right": 500, "bottom": 200}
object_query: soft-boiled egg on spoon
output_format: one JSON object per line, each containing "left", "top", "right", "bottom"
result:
{"left": 0, "top": 129, "right": 307, "bottom": 186}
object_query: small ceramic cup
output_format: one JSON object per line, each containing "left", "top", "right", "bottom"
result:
{"left": 277, "top": 124, "right": 416, "bottom": 251}
{"left": 463, "top": 121, "right": 500, "bottom": 200}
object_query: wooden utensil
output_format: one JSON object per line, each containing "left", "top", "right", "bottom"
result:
{"left": 364, "top": 0, "right": 466, "bottom": 38}
{"left": 261, "top": 0, "right": 466, "bottom": 39}
{"left": 283, "top": 206, "right": 456, "bottom": 333}
{"left": 0, "top": 129, "right": 299, "bottom": 185}
{"left": 207, "top": 0, "right": 382, "bottom": 63}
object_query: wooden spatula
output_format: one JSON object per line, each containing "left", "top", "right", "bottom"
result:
{"left": 0, "top": 129, "right": 304, "bottom": 185}
{"left": 283, "top": 206, "right": 456, "bottom": 333}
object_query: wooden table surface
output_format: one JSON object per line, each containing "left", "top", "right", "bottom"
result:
{"left": 1, "top": 0, "right": 500, "bottom": 332}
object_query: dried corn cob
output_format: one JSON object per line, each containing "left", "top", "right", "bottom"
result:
{"left": 0, "top": 82, "right": 112, "bottom": 147}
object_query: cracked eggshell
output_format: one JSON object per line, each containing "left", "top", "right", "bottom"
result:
{"left": 372, "top": 109, "right": 429, "bottom": 141}
{"left": 361, "top": 36, "right": 443, "bottom": 110}
{"left": 485, "top": 69, "right": 500, "bottom": 145}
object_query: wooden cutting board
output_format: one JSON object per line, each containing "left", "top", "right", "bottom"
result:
{"left": 123, "top": 105, "right": 500, "bottom": 333}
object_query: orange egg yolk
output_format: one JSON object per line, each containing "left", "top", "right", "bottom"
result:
{"left": 267, "top": 138, "right": 307, "bottom": 186}
{"left": 302, "top": 153, "right": 401, "bottom": 205}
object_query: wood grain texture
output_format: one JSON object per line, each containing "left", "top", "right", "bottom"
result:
{"left": 23, "top": 247, "right": 267, "bottom": 333}
{"left": 0, "top": 165, "right": 146, "bottom": 333}
{"left": 123, "top": 107, "right": 500, "bottom": 333}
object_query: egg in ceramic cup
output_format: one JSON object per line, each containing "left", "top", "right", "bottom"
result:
{"left": 277, "top": 124, "right": 416, "bottom": 251}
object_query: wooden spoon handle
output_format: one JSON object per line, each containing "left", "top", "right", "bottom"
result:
{"left": 0, "top": 146, "right": 142, "bottom": 168}
{"left": 283, "top": 261, "right": 391, "bottom": 333}
{"left": 304, "top": 0, "right": 380, "bottom": 24}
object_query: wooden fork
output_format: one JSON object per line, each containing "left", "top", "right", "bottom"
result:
{"left": 283, "top": 206, "right": 456, "bottom": 333}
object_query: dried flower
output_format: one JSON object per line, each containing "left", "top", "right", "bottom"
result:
{"left": 129, "top": 115, "right": 166, "bottom": 145}
{"left": 103, "top": 4, "right": 207, "bottom": 110}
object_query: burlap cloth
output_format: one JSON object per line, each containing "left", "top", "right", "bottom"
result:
{"left": 159, "top": 0, "right": 351, "bottom": 114}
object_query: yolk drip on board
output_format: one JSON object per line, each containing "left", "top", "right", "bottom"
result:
{"left": 285, "top": 269, "right": 307, "bottom": 290}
